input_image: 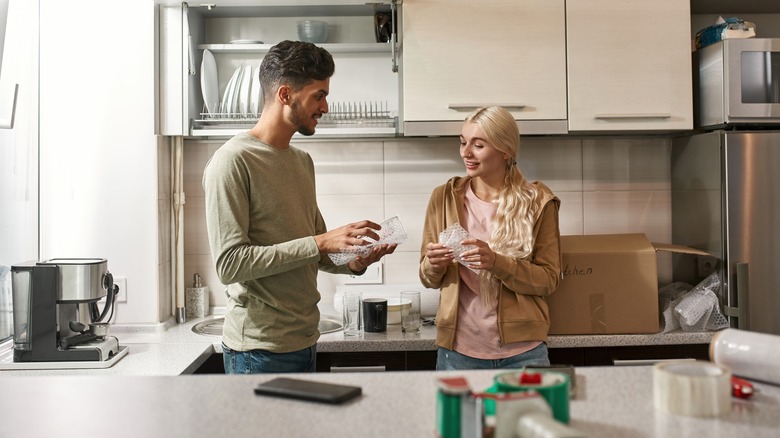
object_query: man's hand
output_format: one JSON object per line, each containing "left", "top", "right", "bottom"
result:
{"left": 314, "top": 220, "right": 382, "bottom": 253}
{"left": 348, "top": 244, "right": 397, "bottom": 272}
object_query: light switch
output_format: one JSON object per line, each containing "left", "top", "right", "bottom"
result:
{"left": 344, "top": 262, "right": 383, "bottom": 285}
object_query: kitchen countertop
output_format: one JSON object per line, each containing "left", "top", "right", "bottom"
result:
{"left": 0, "top": 313, "right": 716, "bottom": 376}
{"left": 1, "top": 365, "right": 778, "bottom": 437}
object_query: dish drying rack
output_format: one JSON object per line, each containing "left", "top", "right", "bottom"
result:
{"left": 191, "top": 101, "right": 397, "bottom": 137}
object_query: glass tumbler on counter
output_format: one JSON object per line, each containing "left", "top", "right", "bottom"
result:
{"left": 342, "top": 291, "right": 362, "bottom": 337}
{"left": 401, "top": 291, "right": 421, "bottom": 334}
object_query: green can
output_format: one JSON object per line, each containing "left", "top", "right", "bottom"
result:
{"left": 436, "top": 377, "right": 471, "bottom": 438}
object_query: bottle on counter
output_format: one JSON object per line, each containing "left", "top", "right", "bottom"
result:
{"left": 185, "top": 273, "right": 210, "bottom": 320}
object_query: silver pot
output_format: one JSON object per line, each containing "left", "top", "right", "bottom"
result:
{"left": 39, "top": 258, "right": 110, "bottom": 302}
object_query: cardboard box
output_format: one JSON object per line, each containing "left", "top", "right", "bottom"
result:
{"left": 547, "top": 234, "right": 708, "bottom": 335}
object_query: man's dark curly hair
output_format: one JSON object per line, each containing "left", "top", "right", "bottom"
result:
{"left": 258, "top": 40, "right": 335, "bottom": 105}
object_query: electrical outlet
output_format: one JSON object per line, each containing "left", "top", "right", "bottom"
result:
{"left": 344, "top": 262, "right": 383, "bottom": 285}
{"left": 697, "top": 256, "right": 716, "bottom": 278}
{"left": 113, "top": 276, "right": 127, "bottom": 302}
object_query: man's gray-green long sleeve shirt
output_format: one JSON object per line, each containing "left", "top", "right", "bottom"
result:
{"left": 202, "top": 133, "right": 351, "bottom": 353}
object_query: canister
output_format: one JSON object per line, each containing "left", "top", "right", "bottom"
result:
{"left": 436, "top": 376, "right": 471, "bottom": 438}
{"left": 185, "top": 273, "right": 210, "bottom": 319}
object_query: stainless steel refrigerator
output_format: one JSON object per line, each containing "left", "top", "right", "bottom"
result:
{"left": 672, "top": 130, "right": 780, "bottom": 336}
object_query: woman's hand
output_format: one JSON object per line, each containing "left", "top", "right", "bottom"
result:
{"left": 459, "top": 238, "right": 496, "bottom": 271}
{"left": 425, "top": 242, "right": 455, "bottom": 274}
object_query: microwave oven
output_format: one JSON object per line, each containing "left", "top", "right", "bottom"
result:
{"left": 696, "top": 38, "right": 780, "bottom": 129}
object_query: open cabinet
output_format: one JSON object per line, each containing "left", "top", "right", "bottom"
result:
{"left": 160, "top": 1, "right": 400, "bottom": 139}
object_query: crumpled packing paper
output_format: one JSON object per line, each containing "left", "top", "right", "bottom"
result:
{"left": 328, "top": 215, "right": 408, "bottom": 266}
{"left": 439, "top": 223, "right": 479, "bottom": 273}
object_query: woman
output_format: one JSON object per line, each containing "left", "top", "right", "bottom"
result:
{"left": 419, "top": 106, "right": 562, "bottom": 370}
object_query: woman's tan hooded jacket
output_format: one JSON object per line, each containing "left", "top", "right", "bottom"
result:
{"left": 419, "top": 176, "right": 562, "bottom": 350}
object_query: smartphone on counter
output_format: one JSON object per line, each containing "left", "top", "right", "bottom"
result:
{"left": 254, "top": 377, "right": 362, "bottom": 404}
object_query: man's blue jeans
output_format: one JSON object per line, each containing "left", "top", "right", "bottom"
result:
{"left": 222, "top": 343, "right": 317, "bottom": 374}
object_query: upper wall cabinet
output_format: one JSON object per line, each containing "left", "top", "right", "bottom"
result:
{"left": 566, "top": 0, "right": 693, "bottom": 132}
{"left": 401, "top": 0, "right": 567, "bottom": 136}
{"left": 159, "top": 1, "right": 400, "bottom": 138}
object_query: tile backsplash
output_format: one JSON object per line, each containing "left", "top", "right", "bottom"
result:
{"left": 181, "top": 135, "right": 672, "bottom": 311}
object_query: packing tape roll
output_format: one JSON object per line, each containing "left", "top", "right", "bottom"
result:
{"left": 711, "top": 328, "right": 780, "bottom": 385}
{"left": 653, "top": 361, "right": 731, "bottom": 417}
{"left": 489, "top": 370, "right": 570, "bottom": 424}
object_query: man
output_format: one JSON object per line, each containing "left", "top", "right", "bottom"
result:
{"left": 203, "top": 40, "right": 395, "bottom": 374}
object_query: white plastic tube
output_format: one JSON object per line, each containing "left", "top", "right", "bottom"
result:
{"left": 711, "top": 328, "right": 780, "bottom": 385}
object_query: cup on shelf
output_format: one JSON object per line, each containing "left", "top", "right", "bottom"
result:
{"left": 374, "top": 12, "right": 392, "bottom": 43}
{"left": 297, "top": 20, "right": 329, "bottom": 44}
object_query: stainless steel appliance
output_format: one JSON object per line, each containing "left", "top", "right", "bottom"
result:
{"left": 10, "top": 258, "right": 122, "bottom": 362}
{"left": 696, "top": 38, "right": 780, "bottom": 129}
{"left": 672, "top": 131, "right": 780, "bottom": 336}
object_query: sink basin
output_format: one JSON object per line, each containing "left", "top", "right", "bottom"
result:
{"left": 191, "top": 315, "right": 343, "bottom": 337}
{"left": 192, "top": 317, "right": 225, "bottom": 337}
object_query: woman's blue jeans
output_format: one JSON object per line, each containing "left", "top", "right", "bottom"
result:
{"left": 436, "top": 343, "right": 550, "bottom": 370}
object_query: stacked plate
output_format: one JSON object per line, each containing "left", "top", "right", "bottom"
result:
{"left": 200, "top": 49, "right": 219, "bottom": 115}
{"left": 200, "top": 49, "right": 263, "bottom": 118}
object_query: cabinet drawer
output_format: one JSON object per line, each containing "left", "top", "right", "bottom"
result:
{"left": 316, "top": 351, "right": 406, "bottom": 372}
{"left": 583, "top": 344, "right": 710, "bottom": 366}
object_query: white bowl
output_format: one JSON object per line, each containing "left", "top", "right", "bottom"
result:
{"left": 297, "top": 20, "right": 329, "bottom": 44}
{"left": 387, "top": 298, "right": 412, "bottom": 325}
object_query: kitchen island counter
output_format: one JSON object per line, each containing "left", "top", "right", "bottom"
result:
{"left": 1, "top": 365, "right": 777, "bottom": 437}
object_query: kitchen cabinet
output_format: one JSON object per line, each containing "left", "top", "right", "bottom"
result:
{"left": 316, "top": 351, "right": 409, "bottom": 372}
{"left": 160, "top": 1, "right": 400, "bottom": 139}
{"left": 401, "top": 0, "right": 568, "bottom": 136}
{"left": 566, "top": 0, "right": 693, "bottom": 132}
{"left": 192, "top": 351, "right": 438, "bottom": 373}
{"left": 192, "top": 343, "right": 709, "bottom": 373}
{"left": 318, "top": 344, "right": 710, "bottom": 370}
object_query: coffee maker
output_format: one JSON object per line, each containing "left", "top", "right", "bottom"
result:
{"left": 11, "top": 258, "right": 121, "bottom": 362}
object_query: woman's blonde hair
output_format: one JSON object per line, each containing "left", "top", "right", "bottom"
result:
{"left": 464, "top": 106, "right": 539, "bottom": 306}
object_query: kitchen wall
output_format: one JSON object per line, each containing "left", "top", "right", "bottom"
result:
{"left": 181, "top": 135, "right": 673, "bottom": 311}
{"left": 24, "top": 6, "right": 779, "bottom": 327}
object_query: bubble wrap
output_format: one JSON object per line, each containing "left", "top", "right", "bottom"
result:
{"left": 328, "top": 216, "right": 409, "bottom": 266}
{"left": 659, "top": 282, "right": 693, "bottom": 333}
{"left": 438, "top": 223, "right": 479, "bottom": 273}
{"left": 673, "top": 272, "right": 729, "bottom": 332}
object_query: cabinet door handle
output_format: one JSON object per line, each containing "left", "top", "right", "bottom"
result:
{"left": 724, "top": 262, "right": 750, "bottom": 329}
{"left": 613, "top": 358, "right": 695, "bottom": 366}
{"left": 593, "top": 113, "right": 671, "bottom": 120}
{"left": 330, "top": 365, "right": 386, "bottom": 373}
{"left": 448, "top": 103, "right": 527, "bottom": 110}
{"left": 183, "top": 3, "right": 196, "bottom": 75}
